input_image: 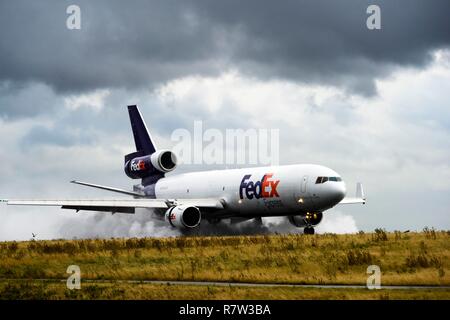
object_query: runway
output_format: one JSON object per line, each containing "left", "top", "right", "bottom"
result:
{"left": 2, "top": 278, "right": 449, "bottom": 290}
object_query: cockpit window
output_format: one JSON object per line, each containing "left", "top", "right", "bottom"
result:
{"left": 315, "top": 176, "right": 342, "bottom": 184}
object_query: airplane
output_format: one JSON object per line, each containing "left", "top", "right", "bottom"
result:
{"left": 2, "top": 105, "right": 365, "bottom": 235}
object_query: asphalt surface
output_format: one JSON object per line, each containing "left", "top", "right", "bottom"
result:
{"left": 2, "top": 278, "right": 450, "bottom": 290}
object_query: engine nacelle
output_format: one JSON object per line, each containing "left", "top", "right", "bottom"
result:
{"left": 124, "top": 150, "right": 177, "bottom": 179}
{"left": 165, "top": 205, "right": 201, "bottom": 229}
{"left": 288, "top": 212, "right": 323, "bottom": 227}
{"left": 150, "top": 149, "right": 177, "bottom": 173}
{"left": 124, "top": 155, "right": 153, "bottom": 179}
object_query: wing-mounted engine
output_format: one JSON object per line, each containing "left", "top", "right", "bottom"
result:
{"left": 165, "top": 205, "right": 201, "bottom": 229}
{"left": 288, "top": 212, "right": 323, "bottom": 227}
{"left": 124, "top": 150, "right": 177, "bottom": 179}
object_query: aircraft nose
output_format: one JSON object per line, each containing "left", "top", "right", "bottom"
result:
{"left": 332, "top": 182, "right": 346, "bottom": 203}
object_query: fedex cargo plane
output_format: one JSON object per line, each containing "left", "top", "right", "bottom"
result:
{"left": 3, "top": 105, "right": 365, "bottom": 234}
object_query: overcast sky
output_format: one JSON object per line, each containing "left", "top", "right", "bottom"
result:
{"left": 0, "top": 1, "right": 449, "bottom": 240}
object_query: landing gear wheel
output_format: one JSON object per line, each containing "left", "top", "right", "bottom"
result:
{"left": 304, "top": 227, "right": 315, "bottom": 235}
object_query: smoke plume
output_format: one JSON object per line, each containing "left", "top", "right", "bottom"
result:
{"left": 57, "top": 209, "right": 358, "bottom": 239}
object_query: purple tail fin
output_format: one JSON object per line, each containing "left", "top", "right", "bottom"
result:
{"left": 125, "top": 105, "right": 164, "bottom": 187}
{"left": 127, "top": 105, "right": 157, "bottom": 154}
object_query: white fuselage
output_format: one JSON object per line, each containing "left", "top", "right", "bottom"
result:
{"left": 153, "top": 164, "right": 346, "bottom": 217}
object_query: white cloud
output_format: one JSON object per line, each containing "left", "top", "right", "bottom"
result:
{"left": 64, "top": 89, "right": 110, "bottom": 111}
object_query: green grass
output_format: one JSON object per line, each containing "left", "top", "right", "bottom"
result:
{"left": 0, "top": 229, "right": 449, "bottom": 299}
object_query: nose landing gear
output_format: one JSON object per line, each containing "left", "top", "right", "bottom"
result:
{"left": 304, "top": 226, "right": 315, "bottom": 235}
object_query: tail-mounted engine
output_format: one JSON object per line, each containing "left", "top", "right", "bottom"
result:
{"left": 150, "top": 150, "right": 177, "bottom": 173}
{"left": 124, "top": 150, "right": 177, "bottom": 179}
{"left": 165, "top": 205, "right": 202, "bottom": 229}
{"left": 288, "top": 212, "right": 323, "bottom": 227}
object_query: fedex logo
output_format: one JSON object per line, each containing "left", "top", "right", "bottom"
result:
{"left": 239, "top": 173, "right": 280, "bottom": 200}
{"left": 130, "top": 159, "right": 146, "bottom": 171}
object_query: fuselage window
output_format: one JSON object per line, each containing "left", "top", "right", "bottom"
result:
{"left": 315, "top": 177, "right": 322, "bottom": 184}
{"left": 329, "top": 177, "right": 337, "bottom": 182}
{"left": 322, "top": 177, "right": 328, "bottom": 183}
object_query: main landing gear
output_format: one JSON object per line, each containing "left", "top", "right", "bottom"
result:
{"left": 304, "top": 226, "right": 315, "bottom": 235}
{"left": 207, "top": 218, "right": 221, "bottom": 225}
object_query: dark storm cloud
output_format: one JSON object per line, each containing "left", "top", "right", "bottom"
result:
{"left": 0, "top": 0, "right": 222, "bottom": 95}
{"left": 0, "top": 82, "right": 64, "bottom": 118}
{"left": 0, "top": 0, "right": 449, "bottom": 98}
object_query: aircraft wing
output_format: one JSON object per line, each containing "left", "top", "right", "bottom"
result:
{"left": 339, "top": 197, "right": 366, "bottom": 204}
{"left": 69, "top": 180, "right": 147, "bottom": 198}
{"left": 338, "top": 182, "right": 366, "bottom": 205}
{"left": 3, "top": 198, "right": 224, "bottom": 214}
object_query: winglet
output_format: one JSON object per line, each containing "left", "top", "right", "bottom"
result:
{"left": 338, "top": 182, "right": 366, "bottom": 205}
{"left": 356, "top": 182, "right": 365, "bottom": 200}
